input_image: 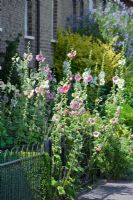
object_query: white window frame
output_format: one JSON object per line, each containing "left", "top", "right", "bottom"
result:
{"left": 89, "top": 0, "right": 93, "bottom": 10}
{"left": 24, "top": 0, "right": 35, "bottom": 40}
{"left": 0, "top": 0, "right": 2, "bottom": 31}
{"left": 51, "top": 0, "right": 57, "bottom": 43}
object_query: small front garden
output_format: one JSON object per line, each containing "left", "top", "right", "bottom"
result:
{"left": 0, "top": 1, "right": 133, "bottom": 200}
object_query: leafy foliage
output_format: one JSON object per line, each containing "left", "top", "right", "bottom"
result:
{"left": 54, "top": 31, "right": 122, "bottom": 82}
{"left": 0, "top": 34, "right": 21, "bottom": 85}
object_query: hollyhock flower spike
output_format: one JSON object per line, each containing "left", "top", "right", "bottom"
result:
{"left": 36, "top": 53, "right": 46, "bottom": 62}
{"left": 67, "top": 50, "right": 77, "bottom": 60}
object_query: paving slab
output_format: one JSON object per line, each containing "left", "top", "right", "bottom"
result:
{"left": 78, "top": 181, "right": 133, "bottom": 200}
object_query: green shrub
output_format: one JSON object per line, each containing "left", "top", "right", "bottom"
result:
{"left": 120, "top": 104, "right": 133, "bottom": 130}
{"left": 0, "top": 34, "right": 21, "bottom": 85}
{"left": 90, "top": 133, "right": 132, "bottom": 179}
{"left": 54, "top": 31, "right": 122, "bottom": 82}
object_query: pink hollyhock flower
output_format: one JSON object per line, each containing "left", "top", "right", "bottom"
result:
{"left": 36, "top": 53, "right": 46, "bottom": 62}
{"left": 83, "top": 75, "right": 93, "bottom": 83}
{"left": 58, "top": 86, "right": 64, "bottom": 93}
{"left": 35, "top": 85, "right": 45, "bottom": 95}
{"left": 70, "top": 101, "right": 80, "bottom": 110}
{"left": 47, "top": 73, "right": 53, "bottom": 81}
{"left": 67, "top": 50, "right": 77, "bottom": 59}
{"left": 44, "top": 65, "right": 51, "bottom": 74}
{"left": 110, "top": 117, "right": 119, "bottom": 124}
{"left": 47, "top": 91, "right": 54, "bottom": 100}
{"left": 59, "top": 84, "right": 71, "bottom": 94}
{"left": 75, "top": 73, "right": 82, "bottom": 81}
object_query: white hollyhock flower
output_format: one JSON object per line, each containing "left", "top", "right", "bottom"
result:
{"left": 93, "top": 131, "right": 100, "bottom": 138}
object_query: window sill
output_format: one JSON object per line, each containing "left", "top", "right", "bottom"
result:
{"left": 0, "top": 28, "right": 3, "bottom": 32}
{"left": 51, "top": 39, "right": 57, "bottom": 43}
{"left": 24, "top": 35, "right": 35, "bottom": 40}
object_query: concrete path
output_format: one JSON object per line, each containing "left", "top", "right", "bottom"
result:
{"left": 78, "top": 181, "right": 133, "bottom": 200}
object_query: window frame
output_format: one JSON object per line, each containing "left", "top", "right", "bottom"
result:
{"left": 51, "top": 0, "right": 58, "bottom": 43}
{"left": 80, "top": 0, "right": 84, "bottom": 18}
{"left": 72, "top": 0, "right": 77, "bottom": 31}
{"left": 24, "top": 0, "right": 35, "bottom": 40}
{"left": 0, "top": 0, "right": 2, "bottom": 31}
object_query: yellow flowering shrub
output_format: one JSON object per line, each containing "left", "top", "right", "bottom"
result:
{"left": 54, "top": 31, "right": 122, "bottom": 81}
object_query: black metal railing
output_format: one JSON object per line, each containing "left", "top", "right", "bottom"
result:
{"left": 0, "top": 143, "right": 51, "bottom": 200}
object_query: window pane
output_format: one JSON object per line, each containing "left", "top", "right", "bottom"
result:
{"left": 27, "top": 0, "right": 32, "bottom": 36}
{"left": 53, "top": 0, "right": 58, "bottom": 40}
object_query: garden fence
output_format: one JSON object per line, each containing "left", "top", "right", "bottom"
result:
{"left": 0, "top": 140, "right": 52, "bottom": 200}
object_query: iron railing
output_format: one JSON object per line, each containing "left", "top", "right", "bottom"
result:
{"left": 0, "top": 143, "right": 51, "bottom": 200}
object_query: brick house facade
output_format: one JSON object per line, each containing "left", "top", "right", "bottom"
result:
{"left": 1, "top": 0, "right": 130, "bottom": 66}
{"left": 0, "top": 0, "right": 92, "bottom": 65}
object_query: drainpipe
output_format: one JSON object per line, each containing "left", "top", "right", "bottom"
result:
{"left": 36, "top": 0, "right": 40, "bottom": 69}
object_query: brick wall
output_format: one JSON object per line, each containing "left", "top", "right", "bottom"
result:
{"left": 0, "top": 0, "right": 36, "bottom": 57}
{"left": 0, "top": 0, "right": 90, "bottom": 66}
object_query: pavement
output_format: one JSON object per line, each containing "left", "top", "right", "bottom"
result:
{"left": 77, "top": 181, "right": 133, "bottom": 200}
